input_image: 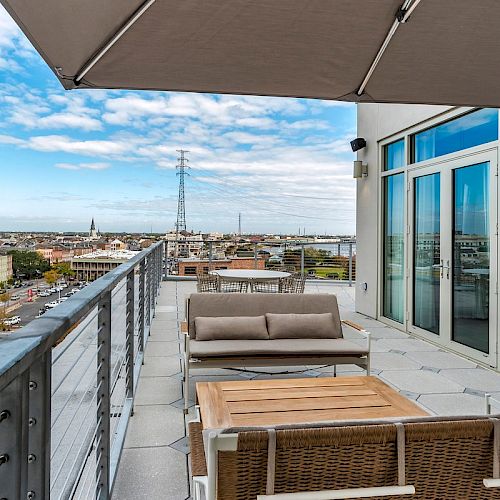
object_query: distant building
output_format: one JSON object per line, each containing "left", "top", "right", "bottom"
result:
{"left": 0, "top": 255, "right": 13, "bottom": 284}
{"left": 89, "top": 218, "right": 98, "bottom": 239}
{"left": 178, "top": 256, "right": 265, "bottom": 276}
{"left": 36, "top": 244, "right": 73, "bottom": 265}
{"left": 71, "top": 250, "right": 139, "bottom": 281}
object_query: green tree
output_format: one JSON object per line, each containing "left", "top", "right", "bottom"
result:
{"left": 52, "top": 262, "right": 75, "bottom": 280}
{"left": 0, "top": 292, "right": 10, "bottom": 331}
{"left": 8, "top": 250, "right": 50, "bottom": 279}
{"left": 44, "top": 269, "right": 61, "bottom": 286}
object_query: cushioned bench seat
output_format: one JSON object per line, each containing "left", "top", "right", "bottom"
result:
{"left": 183, "top": 293, "right": 371, "bottom": 413}
{"left": 189, "top": 338, "right": 368, "bottom": 358}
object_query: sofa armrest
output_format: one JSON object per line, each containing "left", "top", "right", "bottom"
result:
{"left": 341, "top": 320, "right": 371, "bottom": 351}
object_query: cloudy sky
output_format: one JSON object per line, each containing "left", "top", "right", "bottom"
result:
{"left": 0, "top": 7, "right": 356, "bottom": 235}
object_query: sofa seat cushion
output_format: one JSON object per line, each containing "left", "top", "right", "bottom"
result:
{"left": 194, "top": 315, "right": 269, "bottom": 341}
{"left": 189, "top": 338, "right": 367, "bottom": 358}
{"left": 266, "top": 312, "right": 341, "bottom": 339}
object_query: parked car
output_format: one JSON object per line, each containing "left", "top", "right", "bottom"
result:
{"left": 38, "top": 291, "right": 51, "bottom": 297}
{"left": 60, "top": 283, "right": 68, "bottom": 288}
{"left": 58, "top": 297, "right": 68, "bottom": 303}
{"left": 10, "top": 294, "right": 20, "bottom": 301}
{"left": 36, "top": 309, "right": 46, "bottom": 318}
{"left": 4, "top": 316, "right": 21, "bottom": 326}
{"left": 48, "top": 288, "right": 57, "bottom": 293}
{"left": 46, "top": 301, "right": 59, "bottom": 309}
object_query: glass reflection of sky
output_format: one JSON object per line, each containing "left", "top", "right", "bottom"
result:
{"left": 454, "top": 162, "right": 489, "bottom": 237}
{"left": 385, "top": 139, "right": 405, "bottom": 171}
{"left": 414, "top": 109, "right": 498, "bottom": 163}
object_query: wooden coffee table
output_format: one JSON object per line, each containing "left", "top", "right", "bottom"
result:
{"left": 196, "top": 376, "right": 427, "bottom": 429}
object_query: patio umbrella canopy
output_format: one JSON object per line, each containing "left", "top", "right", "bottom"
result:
{"left": 2, "top": 0, "right": 499, "bottom": 107}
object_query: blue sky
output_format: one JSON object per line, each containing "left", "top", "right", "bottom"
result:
{"left": 0, "top": 7, "right": 356, "bottom": 235}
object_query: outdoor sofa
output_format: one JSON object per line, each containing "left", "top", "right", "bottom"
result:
{"left": 182, "top": 293, "right": 371, "bottom": 412}
{"left": 189, "top": 413, "right": 500, "bottom": 500}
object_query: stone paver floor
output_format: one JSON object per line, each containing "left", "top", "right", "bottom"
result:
{"left": 113, "top": 280, "right": 500, "bottom": 500}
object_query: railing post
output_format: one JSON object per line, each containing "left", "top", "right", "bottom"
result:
{"left": 348, "top": 243, "right": 353, "bottom": 287}
{"left": 300, "top": 245, "right": 305, "bottom": 276}
{"left": 148, "top": 254, "right": 154, "bottom": 322}
{"left": 126, "top": 270, "right": 135, "bottom": 402}
{"left": 27, "top": 352, "right": 51, "bottom": 500}
{"left": 138, "top": 261, "right": 145, "bottom": 355}
{"left": 208, "top": 241, "right": 213, "bottom": 271}
{"left": 0, "top": 373, "right": 29, "bottom": 500}
{"left": 97, "top": 291, "right": 111, "bottom": 500}
{"left": 254, "top": 243, "right": 258, "bottom": 269}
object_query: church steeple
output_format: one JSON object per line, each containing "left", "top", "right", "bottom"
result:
{"left": 90, "top": 217, "right": 97, "bottom": 238}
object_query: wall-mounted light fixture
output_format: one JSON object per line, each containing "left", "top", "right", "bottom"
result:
{"left": 353, "top": 160, "right": 368, "bottom": 179}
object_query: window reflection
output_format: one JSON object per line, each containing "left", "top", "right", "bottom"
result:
{"left": 413, "top": 109, "right": 498, "bottom": 163}
{"left": 413, "top": 174, "right": 440, "bottom": 334}
{"left": 384, "top": 139, "right": 405, "bottom": 171}
{"left": 383, "top": 174, "right": 405, "bottom": 323}
{"left": 453, "top": 162, "right": 489, "bottom": 353}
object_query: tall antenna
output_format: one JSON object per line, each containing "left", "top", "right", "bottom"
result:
{"left": 175, "top": 149, "right": 189, "bottom": 239}
{"left": 238, "top": 212, "right": 242, "bottom": 236}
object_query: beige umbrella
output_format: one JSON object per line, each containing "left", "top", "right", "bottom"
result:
{"left": 1, "top": 0, "right": 498, "bottom": 107}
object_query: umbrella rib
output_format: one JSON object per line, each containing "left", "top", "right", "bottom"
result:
{"left": 74, "top": 0, "right": 157, "bottom": 84}
{"left": 357, "top": 0, "right": 423, "bottom": 96}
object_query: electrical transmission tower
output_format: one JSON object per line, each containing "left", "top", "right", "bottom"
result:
{"left": 175, "top": 149, "right": 189, "bottom": 239}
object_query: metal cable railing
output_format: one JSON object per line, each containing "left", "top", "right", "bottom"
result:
{"left": 0, "top": 241, "right": 164, "bottom": 500}
{"left": 165, "top": 239, "right": 356, "bottom": 285}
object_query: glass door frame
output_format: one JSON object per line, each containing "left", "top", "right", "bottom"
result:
{"left": 407, "top": 149, "right": 498, "bottom": 367}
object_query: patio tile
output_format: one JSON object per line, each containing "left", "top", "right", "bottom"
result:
{"left": 404, "top": 351, "right": 477, "bottom": 370}
{"left": 124, "top": 404, "right": 185, "bottom": 448}
{"left": 113, "top": 447, "right": 188, "bottom": 500}
{"left": 379, "top": 370, "right": 464, "bottom": 394}
{"left": 440, "top": 368, "right": 500, "bottom": 392}
{"left": 145, "top": 341, "right": 180, "bottom": 357}
{"left": 376, "top": 338, "right": 440, "bottom": 352}
{"left": 140, "top": 356, "right": 182, "bottom": 377}
{"left": 418, "top": 393, "right": 485, "bottom": 415}
{"left": 134, "top": 377, "right": 181, "bottom": 406}
{"left": 368, "top": 327, "right": 409, "bottom": 339}
{"left": 370, "top": 352, "right": 422, "bottom": 371}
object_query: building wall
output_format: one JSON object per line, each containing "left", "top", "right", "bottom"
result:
{"left": 71, "top": 259, "right": 128, "bottom": 281}
{"left": 355, "top": 103, "right": 452, "bottom": 318}
{"left": 0, "top": 255, "right": 13, "bottom": 283}
{"left": 178, "top": 257, "right": 265, "bottom": 276}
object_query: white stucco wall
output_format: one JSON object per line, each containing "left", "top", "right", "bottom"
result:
{"left": 355, "top": 103, "right": 452, "bottom": 318}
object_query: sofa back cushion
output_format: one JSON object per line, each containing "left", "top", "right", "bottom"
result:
{"left": 187, "top": 293, "right": 342, "bottom": 339}
{"left": 266, "top": 312, "right": 341, "bottom": 339}
{"left": 194, "top": 315, "right": 269, "bottom": 341}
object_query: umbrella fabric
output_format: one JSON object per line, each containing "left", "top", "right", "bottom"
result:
{"left": 1, "top": 0, "right": 498, "bottom": 107}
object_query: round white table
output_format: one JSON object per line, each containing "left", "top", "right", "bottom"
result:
{"left": 209, "top": 269, "right": 290, "bottom": 292}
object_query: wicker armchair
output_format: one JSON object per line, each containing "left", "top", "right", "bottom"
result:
{"left": 280, "top": 273, "right": 306, "bottom": 293}
{"left": 218, "top": 279, "right": 249, "bottom": 293}
{"left": 196, "top": 272, "right": 218, "bottom": 293}
{"left": 251, "top": 279, "right": 280, "bottom": 293}
{"left": 190, "top": 415, "right": 500, "bottom": 500}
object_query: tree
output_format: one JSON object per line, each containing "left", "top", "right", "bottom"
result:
{"left": 52, "top": 262, "right": 75, "bottom": 280}
{"left": 0, "top": 292, "right": 10, "bottom": 331}
{"left": 44, "top": 269, "right": 61, "bottom": 286}
{"left": 8, "top": 250, "right": 50, "bottom": 279}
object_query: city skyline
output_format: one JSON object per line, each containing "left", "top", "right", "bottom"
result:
{"left": 0, "top": 7, "right": 356, "bottom": 235}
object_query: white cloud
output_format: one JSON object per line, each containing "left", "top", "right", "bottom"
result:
{"left": 55, "top": 162, "right": 111, "bottom": 171}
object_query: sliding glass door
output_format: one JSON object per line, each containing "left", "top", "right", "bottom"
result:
{"left": 408, "top": 151, "right": 497, "bottom": 365}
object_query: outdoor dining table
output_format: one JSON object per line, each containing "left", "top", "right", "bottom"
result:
{"left": 209, "top": 269, "right": 290, "bottom": 292}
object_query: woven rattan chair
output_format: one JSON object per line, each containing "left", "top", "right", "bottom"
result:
{"left": 189, "top": 414, "right": 500, "bottom": 500}
{"left": 218, "top": 279, "right": 248, "bottom": 293}
{"left": 196, "top": 272, "right": 219, "bottom": 293}
{"left": 251, "top": 279, "right": 280, "bottom": 293}
{"left": 280, "top": 273, "right": 306, "bottom": 293}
